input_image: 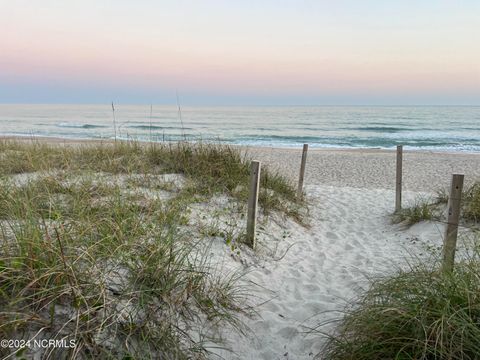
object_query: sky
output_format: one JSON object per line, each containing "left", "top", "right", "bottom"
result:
{"left": 1, "top": 0, "right": 479, "bottom": 105}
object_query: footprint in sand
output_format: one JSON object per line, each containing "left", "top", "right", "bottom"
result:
{"left": 304, "top": 283, "right": 320, "bottom": 292}
{"left": 263, "top": 301, "right": 281, "bottom": 313}
{"left": 325, "top": 231, "right": 338, "bottom": 240}
{"left": 290, "top": 269, "right": 301, "bottom": 278}
{"left": 253, "top": 319, "right": 271, "bottom": 331}
{"left": 351, "top": 238, "right": 363, "bottom": 247}
{"left": 277, "top": 326, "right": 299, "bottom": 339}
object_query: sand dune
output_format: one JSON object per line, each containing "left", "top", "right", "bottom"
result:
{"left": 3, "top": 137, "right": 479, "bottom": 358}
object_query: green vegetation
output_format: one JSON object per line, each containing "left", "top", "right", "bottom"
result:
{"left": 392, "top": 199, "right": 437, "bottom": 225}
{"left": 0, "top": 140, "right": 303, "bottom": 359}
{"left": 462, "top": 183, "right": 480, "bottom": 222}
{"left": 0, "top": 140, "right": 301, "bottom": 217}
{"left": 320, "top": 244, "right": 480, "bottom": 360}
{"left": 434, "top": 182, "right": 480, "bottom": 223}
{"left": 331, "top": 180, "right": 480, "bottom": 358}
{"left": 393, "top": 181, "right": 480, "bottom": 226}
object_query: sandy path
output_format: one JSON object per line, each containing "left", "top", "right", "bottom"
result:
{"left": 212, "top": 147, "right": 480, "bottom": 358}
{"left": 212, "top": 185, "right": 446, "bottom": 359}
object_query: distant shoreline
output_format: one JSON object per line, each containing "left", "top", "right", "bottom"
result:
{"left": 2, "top": 134, "right": 480, "bottom": 192}
{"left": 2, "top": 104, "right": 479, "bottom": 153}
{"left": 1, "top": 134, "right": 480, "bottom": 156}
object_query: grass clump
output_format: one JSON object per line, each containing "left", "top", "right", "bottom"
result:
{"left": 0, "top": 179, "right": 242, "bottom": 358}
{"left": 393, "top": 181, "right": 480, "bottom": 227}
{"left": 0, "top": 140, "right": 302, "bottom": 217}
{"left": 435, "top": 182, "right": 480, "bottom": 223}
{"left": 462, "top": 182, "right": 480, "bottom": 222}
{"left": 0, "top": 139, "right": 303, "bottom": 359}
{"left": 320, "top": 247, "right": 480, "bottom": 360}
{"left": 392, "top": 200, "right": 437, "bottom": 225}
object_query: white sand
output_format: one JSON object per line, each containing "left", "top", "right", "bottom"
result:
{"left": 246, "top": 147, "right": 480, "bottom": 191}
{"left": 206, "top": 147, "right": 480, "bottom": 359}
{"left": 5, "top": 138, "right": 480, "bottom": 357}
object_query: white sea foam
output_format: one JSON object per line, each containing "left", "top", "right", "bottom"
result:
{"left": 1, "top": 104, "right": 479, "bottom": 152}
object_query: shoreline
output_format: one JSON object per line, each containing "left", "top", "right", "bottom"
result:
{"left": 1, "top": 134, "right": 479, "bottom": 359}
{"left": 1, "top": 134, "right": 480, "bottom": 156}
{"left": 2, "top": 135, "right": 480, "bottom": 192}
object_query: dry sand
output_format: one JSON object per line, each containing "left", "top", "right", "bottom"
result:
{"left": 207, "top": 146, "right": 480, "bottom": 359}
{"left": 4, "top": 137, "right": 480, "bottom": 358}
{"left": 246, "top": 146, "right": 480, "bottom": 191}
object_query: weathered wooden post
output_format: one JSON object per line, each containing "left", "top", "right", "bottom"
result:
{"left": 395, "top": 145, "right": 403, "bottom": 212}
{"left": 442, "top": 173, "right": 464, "bottom": 272}
{"left": 297, "top": 144, "right": 308, "bottom": 200}
{"left": 246, "top": 160, "right": 261, "bottom": 249}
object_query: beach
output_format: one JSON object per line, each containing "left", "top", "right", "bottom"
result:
{"left": 1, "top": 137, "right": 480, "bottom": 359}
{"left": 4, "top": 1, "right": 480, "bottom": 357}
{"left": 205, "top": 145, "right": 480, "bottom": 358}
{"left": 248, "top": 146, "right": 480, "bottom": 191}
{"left": 5, "top": 135, "right": 480, "bottom": 190}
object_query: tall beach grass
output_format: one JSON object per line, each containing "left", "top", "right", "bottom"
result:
{"left": 392, "top": 182, "right": 480, "bottom": 226}
{"left": 0, "top": 139, "right": 303, "bottom": 359}
{"left": 320, "top": 238, "right": 480, "bottom": 360}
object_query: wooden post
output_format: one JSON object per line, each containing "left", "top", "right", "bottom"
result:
{"left": 297, "top": 144, "right": 308, "bottom": 200}
{"left": 246, "top": 160, "right": 261, "bottom": 249}
{"left": 395, "top": 145, "right": 403, "bottom": 212}
{"left": 442, "top": 174, "right": 464, "bottom": 273}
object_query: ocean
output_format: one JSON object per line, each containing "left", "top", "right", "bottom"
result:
{"left": 0, "top": 104, "right": 479, "bottom": 152}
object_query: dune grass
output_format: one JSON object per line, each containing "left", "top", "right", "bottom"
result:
{"left": 393, "top": 182, "right": 480, "bottom": 226}
{"left": 462, "top": 183, "right": 480, "bottom": 223}
{"left": 320, "top": 242, "right": 480, "bottom": 360}
{"left": 434, "top": 183, "right": 480, "bottom": 223}
{"left": 0, "top": 140, "right": 301, "bottom": 217}
{"left": 392, "top": 199, "right": 437, "bottom": 225}
{"left": 0, "top": 139, "right": 303, "bottom": 359}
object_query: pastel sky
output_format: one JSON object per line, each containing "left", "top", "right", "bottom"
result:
{"left": 1, "top": 0, "right": 479, "bottom": 105}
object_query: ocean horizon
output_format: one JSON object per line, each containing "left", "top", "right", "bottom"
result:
{"left": 1, "top": 104, "right": 479, "bottom": 152}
